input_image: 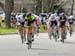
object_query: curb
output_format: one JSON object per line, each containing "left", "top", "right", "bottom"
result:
{"left": 0, "top": 32, "right": 47, "bottom": 35}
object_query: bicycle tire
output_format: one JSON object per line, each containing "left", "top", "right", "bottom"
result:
{"left": 27, "top": 34, "right": 32, "bottom": 49}
{"left": 61, "top": 31, "right": 66, "bottom": 43}
{"left": 52, "top": 28, "right": 58, "bottom": 42}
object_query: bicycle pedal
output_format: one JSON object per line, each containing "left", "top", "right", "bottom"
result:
{"left": 32, "top": 39, "right": 34, "bottom": 42}
{"left": 26, "top": 42, "right": 29, "bottom": 45}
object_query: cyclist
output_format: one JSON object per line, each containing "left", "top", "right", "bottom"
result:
{"left": 45, "top": 16, "right": 50, "bottom": 36}
{"left": 17, "top": 14, "right": 25, "bottom": 31}
{"left": 16, "top": 13, "right": 25, "bottom": 43}
{"left": 25, "top": 12, "right": 36, "bottom": 44}
{"left": 49, "top": 14, "right": 58, "bottom": 40}
{"left": 59, "top": 13, "right": 67, "bottom": 42}
{"left": 33, "top": 14, "right": 40, "bottom": 35}
{"left": 68, "top": 15, "right": 75, "bottom": 26}
{"left": 68, "top": 14, "right": 75, "bottom": 36}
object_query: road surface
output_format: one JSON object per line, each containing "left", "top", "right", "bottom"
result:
{"left": 0, "top": 33, "right": 75, "bottom": 56}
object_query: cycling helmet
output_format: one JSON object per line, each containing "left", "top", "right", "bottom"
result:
{"left": 27, "top": 12, "right": 32, "bottom": 17}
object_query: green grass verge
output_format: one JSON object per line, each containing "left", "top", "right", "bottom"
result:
{"left": 0, "top": 27, "right": 17, "bottom": 35}
{"left": 0, "top": 23, "right": 17, "bottom": 35}
{"left": 0, "top": 24, "right": 47, "bottom": 35}
{"left": 39, "top": 25, "right": 47, "bottom": 32}
{"left": 0, "top": 23, "right": 75, "bottom": 35}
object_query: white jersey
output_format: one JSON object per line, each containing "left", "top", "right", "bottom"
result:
{"left": 68, "top": 15, "right": 74, "bottom": 22}
{"left": 16, "top": 15, "right": 25, "bottom": 23}
{"left": 55, "top": 16, "right": 60, "bottom": 21}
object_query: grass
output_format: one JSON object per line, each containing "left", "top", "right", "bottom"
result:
{"left": 0, "top": 23, "right": 47, "bottom": 35}
{"left": 0, "top": 27, "right": 17, "bottom": 34}
{"left": 0, "top": 22, "right": 75, "bottom": 35}
{"left": 39, "top": 25, "right": 47, "bottom": 32}
{"left": 0, "top": 23, "right": 17, "bottom": 35}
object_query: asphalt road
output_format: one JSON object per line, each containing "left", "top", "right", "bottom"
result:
{"left": 0, "top": 33, "right": 75, "bottom": 56}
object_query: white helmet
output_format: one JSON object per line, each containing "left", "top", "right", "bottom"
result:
{"left": 60, "top": 13, "right": 64, "bottom": 16}
{"left": 69, "top": 15, "right": 74, "bottom": 19}
{"left": 54, "top": 13, "right": 58, "bottom": 16}
{"left": 50, "top": 14, "right": 55, "bottom": 19}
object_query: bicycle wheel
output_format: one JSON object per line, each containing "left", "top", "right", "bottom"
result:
{"left": 49, "top": 30, "right": 52, "bottom": 40}
{"left": 27, "top": 27, "right": 32, "bottom": 49}
{"left": 70, "top": 30, "right": 72, "bottom": 37}
{"left": 27, "top": 34, "right": 32, "bottom": 49}
{"left": 24, "top": 27, "right": 27, "bottom": 41}
{"left": 20, "top": 27, "right": 24, "bottom": 44}
{"left": 69, "top": 26, "right": 73, "bottom": 37}
{"left": 61, "top": 31, "right": 66, "bottom": 43}
{"left": 53, "top": 29, "right": 58, "bottom": 42}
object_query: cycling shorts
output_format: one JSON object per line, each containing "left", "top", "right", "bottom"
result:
{"left": 50, "top": 20, "right": 57, "bottom": 27}
{"left": 59, "top": 21, "right": 66, "bottom": 28}
{"left": 20, "top": 22, "right": 25, "bottom": 27}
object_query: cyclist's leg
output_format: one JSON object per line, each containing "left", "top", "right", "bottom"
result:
{"left": 49, "top": 26, "right": 53, "bottom": 40}
{"left": 60, "top": 26, "right": 66, "bottom": 42}
{"left": 27, "top": 27, "right": 32, "bottom": 44}
{"left": 23, "top": 26, "right": 26, "bottom": 41}
{"left": 34, "top": 24, "right": 38, "bottom": 35}
{"left": 20, "top": 26, "right": 24, "bottom": 44}
{"left": 32, "top": 26, "right": 35, "bottom": 41}
{"left": 60, "top": 25, "right": 64, "bottom": 41}
{"left": 60, "top": 27, "right": 63, "bottom": 41}
{"left": 47, "top": 24, "right": 50, "bottom": 36}
{"left": 20, "top": 22, "right": 25, "bottom": 43}
{"left": 16, "top": 24, "right": 20, "bottom": 33}
{"left": 31, "top": 22, "right": 36, "bottom": 41}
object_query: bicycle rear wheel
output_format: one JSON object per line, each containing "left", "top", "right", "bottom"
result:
{"left": 61, "top": 31, "right": 66, "bottom": 43}
{"left": 27, "top": 34, "right": 32, "bottom": 49}
{"left": 69, "top": 26, "right": 73, "bottom": 37}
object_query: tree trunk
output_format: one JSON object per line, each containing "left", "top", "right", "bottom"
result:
{"left": 5, "top": 12, "right": 11, "bottom": 28}
{"left": 35, "top": 0, "right": 41, "bottom": 15}
{"left": 5, "top": 0, "right": 14, "bottom": 28}
{"left": 71, "top": 0, "right": 74, "bottom": 15}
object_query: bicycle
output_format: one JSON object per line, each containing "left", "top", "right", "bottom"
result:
{"left": 52, "top": 26, "right": 59, "bottom": 42}
{"left": 49, "top": 25, "right": 59, "bottom": 42}
{"left": 69, "top": 24, "right": 73, "bottom": 37}
{"left": 26, "top": 26, "right": 33, "bottom": 49}
{"left": 60, "top": 26, "right": 66, "bottom": 43}
{"left": 20, "top": 25, "right": 25, "bottom": 44}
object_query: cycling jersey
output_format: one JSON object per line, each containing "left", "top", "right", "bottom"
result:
{"left": 59, "top": 16, "right": 67, "bottom": 27}
{"left": 16, "top": 15, "right": 25, "bottom": 26}
{"left": 68, "top": 15, "right": 75, "bottom": 25}
{"left": 25, "top": 15, "right": 36, "bottom": 26}
{"left": 49, "top": 14, "right": 58, "bottom": 27}
{"left": 31, "top": 16, "right": 35, "bottom": 21}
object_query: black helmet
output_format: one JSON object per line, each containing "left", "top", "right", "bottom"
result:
{"left": 27, "top": 12, "right": 31, "bottom": 17}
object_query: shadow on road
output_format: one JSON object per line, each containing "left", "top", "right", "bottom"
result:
{"left": 31, "top": 48, "right": 51, "bottom": 51}
{"left": 53, "top": 40, "right": 75, "bottom": 45}
{"left": 64, "top": 41, "right": 75, "bottom": 44}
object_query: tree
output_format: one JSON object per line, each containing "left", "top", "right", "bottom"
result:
{"left": 5, "top": 0, "right": 14, "bottom": 28}
{"left": 35, "top": 0, "right": 41, "bottom": 15}
{"left": 0, "top": 0, "right": 14, "bottom": 28}
{"left": 45, "top": 0, "right": 53, "bottom": 13}
{"left": 71, "top": 0, "right": 74, "bottom": 15}
{"left": 34, "top": 0, "right": 58, "bottom": 13}
{"left": 0, "top": 2, "right": 4, "bottom": 10}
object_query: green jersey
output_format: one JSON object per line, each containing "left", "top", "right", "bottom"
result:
{"left": 31, "top": 16, "right": 35, "bottom": 21}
